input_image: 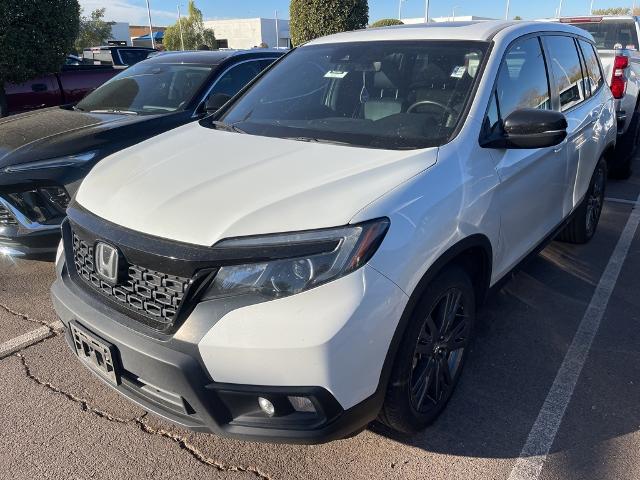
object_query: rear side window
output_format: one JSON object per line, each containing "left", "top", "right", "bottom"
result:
{"left": 578, "top": 40, "right": 605, "bottom": 95}
{"left": 569, "top": 20, "right": 639, "bottom": 50}
{"left": 118, "top": 49, "right": 151, "bottom": 66}
{"left": 544, "top": 36, "right": 586, "bottom": 112}
{"left": 210, "top": 61, "right": 265, "bottom": 98}
{"left": 495, "top": 36, "right": 551, "bottom": 119}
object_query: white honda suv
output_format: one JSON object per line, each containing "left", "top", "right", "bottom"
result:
{"left": 52, "top": 21, "right": 616, "bottom": 443}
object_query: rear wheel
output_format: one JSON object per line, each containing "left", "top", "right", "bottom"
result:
{"left": 378, "top": 266, "right": 475, "bottom": 433}
{"left": 610, "top": 112, "right": 638, "bottom": 179}
{"left": 557, "top": 157, "right": 606, "bottom": 244}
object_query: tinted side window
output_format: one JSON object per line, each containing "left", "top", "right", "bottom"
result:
{"left": 495, "top": 36, "right": 551, "bottom": 120}
{"left": 119, "top": 50, "right": 151, "bottom": 66}
{"left": 210, "top": 61, "right": 264, "bottom": 97}
{"left": 578, "top": 40, "right": 605, "bottom": 96}
{"left": 544, "top": 36, "right": 587, "bottom": 112}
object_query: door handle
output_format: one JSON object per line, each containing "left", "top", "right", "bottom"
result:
{"left": 31, "top": 83, "right": 47, "bottom": 92}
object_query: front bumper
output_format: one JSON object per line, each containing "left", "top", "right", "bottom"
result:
{"left": 51, "top": 255, "right": 408, "bottom": 443}
{"left": 0, "top": 197, "right": 60, "bottom": 257}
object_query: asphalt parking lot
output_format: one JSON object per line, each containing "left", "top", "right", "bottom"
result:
{"left": 1, "top": 158, "right": 639, "bottom": 480}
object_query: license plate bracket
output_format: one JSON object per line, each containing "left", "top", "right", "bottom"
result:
{"left": 70, "top": 322, "right": 120, "bottom": 386}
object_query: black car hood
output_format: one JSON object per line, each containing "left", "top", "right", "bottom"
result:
{"left": 0, "top": 107, "right": 166, "bottom": 168}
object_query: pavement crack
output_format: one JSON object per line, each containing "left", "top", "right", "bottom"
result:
{"left": 14, "top": 353, "right": 272, "bottom": 479}
{"left": 15, "top": 352, "right": 131, "bottom": 423}
{"left": 134, "top": 419, "right": 273, "bottom": 479}
{"left": 0, "top": 302, "right": 51, "bottom": 328}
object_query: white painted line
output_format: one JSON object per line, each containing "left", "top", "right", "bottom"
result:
{"left": 0, "top": 321, "right": 64, "bottom": 359}
{"left": 605, "top": 197, "right": 639, "bottom": 206}
{"left": 508, "top": 194, "right": 640, "bottom": 480}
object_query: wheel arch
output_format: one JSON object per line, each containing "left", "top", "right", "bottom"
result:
{"left": 371, "top": 234, "right": 493, "bottom": 413}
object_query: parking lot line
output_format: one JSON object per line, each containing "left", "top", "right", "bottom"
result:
{"left": 507, "top": 195, "right": 640, "bottom": 480}
{"left": 0, "top": 321, "right": 64, "bottom": 359}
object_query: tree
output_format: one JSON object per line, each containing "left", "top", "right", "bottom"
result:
{"left": 290, "top": 0, "right": 369, "bottom": 46}
{"left": 370, "top": 18, "right": 404, "bottom": 28}
{"left": 164, "top": 0, "right": 216, "bottom": 51}
{"left": 75, "top": 8, "right": 112, "bottom": 53}
{"left": 592, "top": 7, "right": 636, "bottom": 15}
{"left": 0, "top": 0, "right": 80, "bottom": 116}
{"left": 514, "top": 15, "right": 523, "bottom": 20}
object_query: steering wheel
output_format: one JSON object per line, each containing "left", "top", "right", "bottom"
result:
{"left": 407, "top": 100, "right": 455, "bottom": 116}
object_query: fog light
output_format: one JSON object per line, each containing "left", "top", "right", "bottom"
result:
{"left": 288, "top": 396, "right": 316, "bottom": 413}
{"left": 258, "top": 397, "right": 275, "bottom": 417}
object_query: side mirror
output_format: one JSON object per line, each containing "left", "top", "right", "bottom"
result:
{"left": 205, "top": 93, "right": 232, "bottom": 114}
{"left": 481, "top": 108, "right": 568, "bottom": 149}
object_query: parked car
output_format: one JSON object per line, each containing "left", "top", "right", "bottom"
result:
{"left": 82, "top": 45, "right": 157, "bottom": 67}
{"left": 0, "top": 50, "right": 283, "bottom": 257}
{"left": 555, "top": 15, "right": 640, "bottom": 177}
{"left": 51, "top": 21, "right": 615, "bottom": 444}
{"left": 4, "top": 64, "right": 119, "bottom": 115}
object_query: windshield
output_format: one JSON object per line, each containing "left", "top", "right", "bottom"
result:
{"left": 569, "top": 20, "right": 639, "bottom": 50}
{"left": 216, "top": 41, "right": 488, "bottom": 150}
{"left": 77, "top": 63, "right": 213, "bottom": 115}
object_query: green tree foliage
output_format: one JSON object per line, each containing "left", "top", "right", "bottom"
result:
{"left": 0, "top": 0, "right": 80, "bottom": 116}
{"left": 164, "top": 0, "right": 216, "bottom": 51}
{"left": 370, "top": 18, "right": 404, "bottom": 28}
{"left": 514, "top": 15, "right": 523, "bottom": 20}
{"left": 591, "top": 7, "right": 636, "bottom": 15}
{"left": 75, "top": 8, "right": 113, "bottom": 53}
{"left": 290, "top": 0, "right": 369, "bottom": 46}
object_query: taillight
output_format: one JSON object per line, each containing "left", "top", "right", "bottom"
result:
{"left": 611, "top": 55, "right": 629, "bottom": 99}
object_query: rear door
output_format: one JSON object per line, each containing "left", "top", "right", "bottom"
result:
{"left": 542, "top": 34, "right": 600, "bottom": 214}
{"left": 485, "top": 35, "right": 569, "bottom": 271}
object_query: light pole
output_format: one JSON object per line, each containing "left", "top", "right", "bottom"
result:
{"left": 505, "top": 0, "right": 510, "bottom": 20}
{"left": 589, "top": 0, "right": 594, "bottom": 14}
{"left": 398, "top": 0, "right": 406, "bottom": 21}
{"left": 146, "top": 0, "right": 155, "bottom": 49}
{"left": 275, "top": 10, "right": 279, "bottom": 48}
{"left": 425, "top": 0, "right": 430, "bottom": 22}
{"left": 557, "top": 0, "right": 564, "bottom": 17}
{"left": 452, "top": 5, "right": 459, "bottom": 20}
{"left": 177, "top": 4, "right": 185, "bottom": 51}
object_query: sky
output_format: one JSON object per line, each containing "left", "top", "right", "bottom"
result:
{"left": 79, "top": 0, "right": 638, "bottom": 26}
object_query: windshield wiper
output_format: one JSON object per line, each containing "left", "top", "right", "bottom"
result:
{"left": 286, "top": 136, "right": 352, "bottom": 147}
{"left": 210, "top": 120, "right": 246, "bottom": 134}
{"left": 89, "top": 109, "right": 138, "bottom": 115}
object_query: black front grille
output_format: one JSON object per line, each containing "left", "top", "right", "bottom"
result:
{"left": 0, "top": 204, "right": 18, "bottom": 226}
{"left": 72, "top": 233, "right": 192, "bottom": 330}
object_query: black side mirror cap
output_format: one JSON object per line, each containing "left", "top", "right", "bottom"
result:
{"left": 205, "top": 93, "right": 232, "bottom": 114}
{"left": 480, "top": 108, "right": 568, "bottom": 149}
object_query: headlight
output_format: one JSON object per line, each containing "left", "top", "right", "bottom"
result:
{"left": 2, "top": 151, "right": 98, "bottom": 173}
{"left": 202, "top": 218, "right": 389, "bottom": 301}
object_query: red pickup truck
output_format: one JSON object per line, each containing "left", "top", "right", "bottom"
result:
{"left": 4, "top": 64, "right": 119, "bottom": 116}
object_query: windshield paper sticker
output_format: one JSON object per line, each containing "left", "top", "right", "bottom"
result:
{"left": 450, "top": 66, "right": 466, "bottom": 78}
{"left": 325, "top": 70, "right": 349, "bottom": 79}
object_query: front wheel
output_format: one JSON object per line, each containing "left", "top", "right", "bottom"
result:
{"left": 557, "top": 157, "right": 606, "bottom": 244}
{"left": 378, "top": 266, "right": 476, "bottom": 434}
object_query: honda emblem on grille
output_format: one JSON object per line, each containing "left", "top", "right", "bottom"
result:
{"left": 95, "top": 243, "right": 119, "bottom": 284}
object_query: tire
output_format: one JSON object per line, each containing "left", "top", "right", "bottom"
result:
{"left": 557, "top": 156, "right": 607, "bottom": 244}
{"left": 378, "top": 266, "right": 476, "bottom": 434}
{"left": 610, "top": 112, "right": 638, "bottom": 180}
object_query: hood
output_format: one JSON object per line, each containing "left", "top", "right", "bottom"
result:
{"left": 0, "top": 107, "right": 162, "bottom": 168}
{"left": 76, "top": 122, "right": 438, "bottom": 246}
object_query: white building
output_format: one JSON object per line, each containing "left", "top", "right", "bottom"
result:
{"left": 401, "top": 15, "right": 495, "bottom": 24}
{"left": 108, "top": 22, "right": 131, "bottom": 46}
{"left": 204, "top": 18, "right": 291, "bottom": 50}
